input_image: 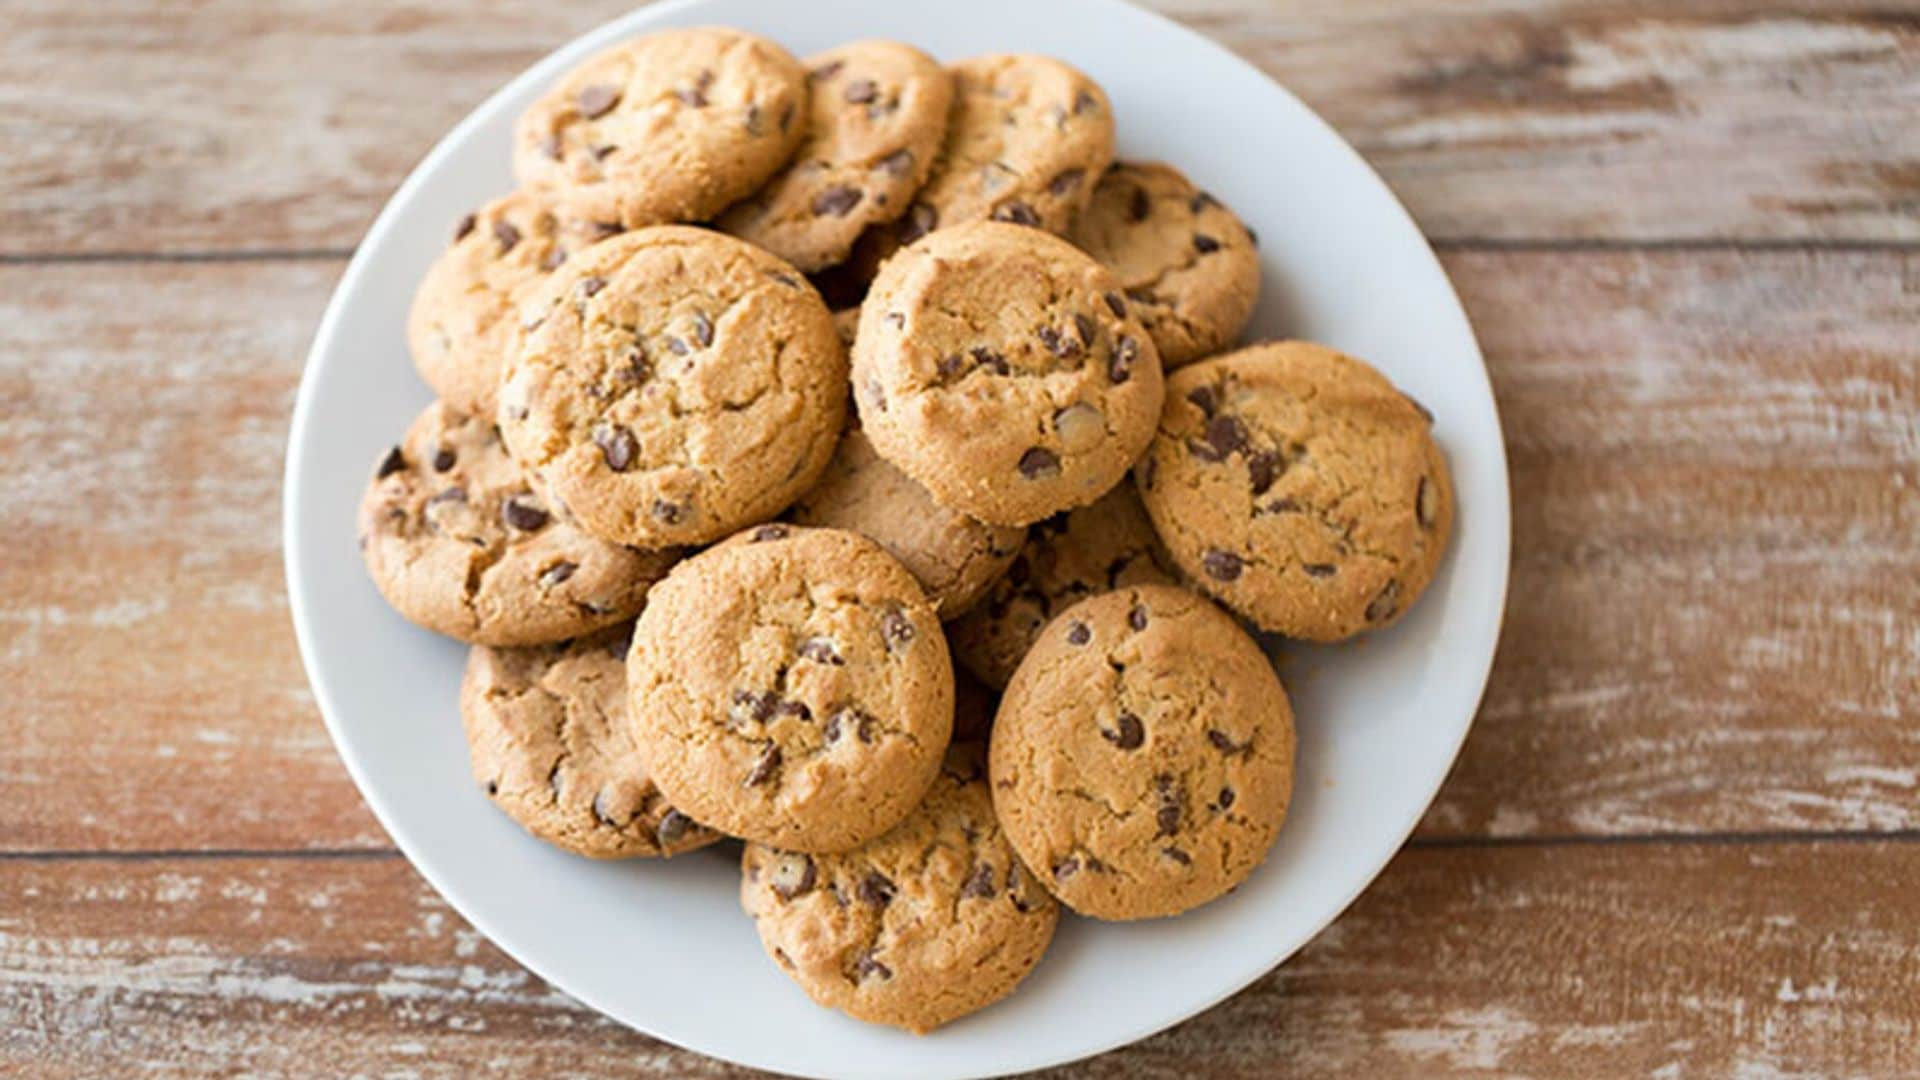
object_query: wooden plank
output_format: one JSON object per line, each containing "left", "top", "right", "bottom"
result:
{"left": 1, "top": 0, "right": 1914, "bottom": 255}
{"left": 2, "top": 843, "right": 1916, "bottom": 1076}
{"left": 1, "top": 250, "right": 1912, "bottom": 853}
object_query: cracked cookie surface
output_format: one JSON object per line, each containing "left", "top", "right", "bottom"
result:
{"left": 461, "top": 625, "right": 718, "bottom": 859}
{"left": 357, "top": 401, "right": 677, "bottom": 646}
{"left": 499, "top": 226, "right": 846, "bottom": 548}
{"left": 1135, "top": 341, "right": 1454, "bottom": 641}
{"left": 512, "top": 27, "right": 807, "bottom": 229}
{"left": 946, "top": 483, "right": 1172, "bottom": 688}
{"left": 989, "top": 584, "right": 1295, "bottom": 920}
{"left": 627, "top": 526, "right": 953, "bottom": 852}
{"left": 718, "top": 41, "right": 951, "bottom": 272}
{"left": 789, "top": 425, "right": 1025, "bottom": 618}
{"left": 741, "top": 743, "right": 1057, "bottom": 1033}
{"left": 406, "top": 190, "right": 616, "bottom": 417}
{"left": 852, "top": 221, "right": 1164, "bottom": 527}
{"left": 1069, "top": 162, "right": 1260, "bottom": 369}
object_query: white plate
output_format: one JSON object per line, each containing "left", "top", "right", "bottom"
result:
{"left": 283, "top": 0, "right": 1510, "bottom": 1075}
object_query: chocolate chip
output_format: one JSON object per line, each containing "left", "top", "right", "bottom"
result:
{"left": 676, "top": 69, "right": 713, "bottom": 108}
{"left": 453, "top": 213, "right": 477, "bottom": 242}
{"left": 593, "top": 424, "right": 636, "bottom": 471}
{"left": 1207, "top": 729, "right": 1247, "bottom": 754}
{"left": 962, "top": 863, "right": 996, "bottom": 898}
{"left": 1049, "top": 168, "right": 1085, "bottom": 196}
{"left": 656, "top": 809, "right": 692, "bottom": 846}
{"left": 732, "top": 688, "right": 778, "bottom": 724}
{"left": 1155, "top": 775, "right": 1183, "bottom": 837}
{"left": 501, "top": 496, "right": 549, "bottom": 532}
{"left": 843, "top": 77, "right": 878, "bottom": 104}
{"left": 1190, "top": 191, "right": 1221, "bottom": 214}
{"left": 1205, "top": 415, "right": 1249, "bottom": 457}
{"left": 663, "top": 335, "right": 689, "bottom": 357}
{"left": 539, "top": 561, "right": 577, "bottom": 587}
{"left": 865, "top": 377, "right": 888, "bottom": 413}
{"left": 857, "top": 872, "right": 895, "bottom": 907}
{"left": 616, "top": 346, "right": 651, "bottom": 385}
{"left": 590, "top": 220, "right": 624, "bottom": 239}
{"left": 541, "top": 246, "right": 568, "bottom": 271}
{"left": 1128, "top": 186, "right": 1151, "bottom": 222}
{"left": 972, "top": 346, "right": 1009, "bottom": 375}
{"left": 1074, "top": 89, "right": 1098, "bottom": 114}
{"left": 770, "top": 852, "right": 815, "bottom": 899}
{"left": 751, "top": 524, "right": 788, "bottom": 543}
{"left": 825, "top": 708, "right": 874, "bottom": 745}
{"left": 1108, "top": 335, "right": 1139, "bottom": 384}
{"left": 765, "top": 269, "right": 800, "bottom": 289}
{"left": 1163, "top": 846, "right": 1192, "bottom": 865}
{"left": 773, "top": 700, "right": 812, "bottom": 722}
{"left": 1072, "top": 312, "right": 1097, "bottom": 349}
{"left": 1101, "top": 712, "right": 1144, "bottom": 750}
{"left": 1417, "top": 476, "right": 1439, "bottom": 527}
{"left": 745, "top": 745, "right": 782, "bottom": 786}
{"left": 1202, "top": 549, "right": 1244, "bottom": 581}
{"left": 1193, "top": 232, "right": 1221, "bottom": 254}
{"left": 811, "top": 184, "right": 862, "bottom": 217}
{"left": 1104, "top": 291, "right": 1127, "bottom": 318}
{"left": 1186, "top": 385, "right": 1219, "bottom": 417}
{"left": 1217, "top": 786, "right": 1236, "bottom": 811}
{"left": 1304, "top": 563, "right": 1337, "bottom": 578}
{"left": 798, "top": 636, "right": 843, "bottom": 665}
{"left": 576, "top": 83, "right": 620, "bottom": 118}
{"left": 421, "top": 447, "right": 452, "bottom": 473}
{"left": 897, "top": 203, "right": 937, "bottom": 243}
{"left": 1366, "top": 580, "right": 1402, "bottom": 623}
{"left": 881, "top": 607, "right": 915, "bottom": 651}
{"left": 651, "top": 499, "right": 684, "bottom": 525}
{"left": 541, "top": 133, "right": 563, "bottom": 161}
{"left": 936, "top": 352, "right": 967, "bottom": 379}
{"left": 1037, "top": 325, "right": 1080, "bottom": 359}
{"left": 1053, "top": 855, "right": 1081, "bottom": 881}
{"left": 1065, "top": 620, "right": 1091, "bottom": 646}
{"left": 992, "top": 200, "right": 1041, "bottom": 227}
{"left": 426, "top": 486, "right": 467, "bottom": 507}
{"left": 577, "top": 275, "right": 607, "bottom": 298}
{"left": 484, "top": 779, "right": 498, "bottom": 796}
{"left": 1247, "top": 449, "right": 1283, "bottom": 495}
{"left": 779, "top": 102, "right": 793, "bottom": 132}
{"left": 591, "top": 789, "right": 628, "bottom": 827}
{"left": 1017, "top": 447, "right": 1061, "bottom": 479}
{"left": 875, "top": 149, "right": 913, "bottom": 176}
{"left": 691, "top": 312, "right": 713, "bottom": 349}
{"left": 744, "top": 103, "right": 763, "bottom": 135}
{"left": 492, "top": 219, "right": 521, "bottom": 253}
{"left": 809, "top": 60, "right": 844, "bottom": 82}
{"left": 854, "top": 951, "right": 892, "bottom": 982}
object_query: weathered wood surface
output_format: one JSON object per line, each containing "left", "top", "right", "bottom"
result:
{"left": 1, "top": 0, "right": 1914, "bottom": 256}
{"left": 2, "top": 250, "right": 1913, "bottom": 855}
{"left": 4, "top": 843, "right": 1918, "bottom": 1077}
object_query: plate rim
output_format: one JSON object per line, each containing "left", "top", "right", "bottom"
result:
{"left": 282, "top": 0, "right": 1512, "bottom": 1075}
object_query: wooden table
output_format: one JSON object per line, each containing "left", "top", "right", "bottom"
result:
{"left": 3, "top": 2, "right": 1916, "bottom": 1075}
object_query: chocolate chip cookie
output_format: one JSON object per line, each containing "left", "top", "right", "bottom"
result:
{"left": 852, "top": 221, "right": 1164, "bottom": 527}
{"left": 513, "top": 27, "right": 807, "bottom": 230}
{"left": 741, "top": 743, "right": 1057, "bottom": 1032}
{"left": 627, "top": 526, "right": 954, "bottom": 852}
{"left": 1135, "top": 342, "right": 1454, "bottom": 641}
{"left": 461, "top": 625, "right": 717, "bottom": 859}
{"left": 990, "top": 584, "right": 1295, "bottom": 920}
{"left": 498, "top": 226, "right": 846, "bottom": 548}
{"left": 358, "top": 401, "right": 676, "bottom": 646}
{"left": 945, "top": 483, "right": 1172, "bottom": 688}
{"left": 1069, "top": 162, "right": 1261, "bottom": 368}
{"left": 406, "top": 191, "right": 608, "bottom": 417}
{"left": 718, "top": 41, "right": 951, "bottom": 272}
{"left": 789, "top": 425, "right": 1026, "bottom": 618}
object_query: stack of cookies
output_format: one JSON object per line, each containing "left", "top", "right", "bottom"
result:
{"left": 361, "top": 26, "right": 1454, "bottom": 1035}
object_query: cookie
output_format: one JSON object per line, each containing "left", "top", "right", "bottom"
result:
{"left": 741, "top": 743, "right": 1057, "bottom": 1033}
{"left": 406, "top": 192, "right": 612, "bottom": 417}
{"left": 1135, "top": 342, "right": 1454, "bottom": 641}
{"left": 512, "top": 28, "right": 807, "bottom": 230}
{"left": 358, "top": 401, "right": 676, "bottom": 646}
{"left": 461, "top": 625, "right": 718, "bottom": 859}
{"left": 1069, "top": 162, "right": 1261, "bottom": 368}
{"left": 832, "top": 306, "right": 861, "bottom": 351}
{"left": 718, "top": 42, "right": 951, "bottom": 272}
{"left": 990, "top": 584, "right": 1295, "bottom": 920}
{"left": 498, "top": 226, "right": 846, "bottom": 548}
{"left": 789, "top": 425, "right": 1025, "bottom": 618}
{"left": 946, "top": 483, "right": 1172, "bottom": 688}
{"left": 627, "top": 526, "right": 954, "bottom": 852}
{"left": 852, "top": 221, "right": 1164, "bottom": 527}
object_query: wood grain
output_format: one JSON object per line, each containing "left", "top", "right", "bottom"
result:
{"left": 4, "top": 842, "right": 1917, "bottom": 1077}
{"left": 0, "top": 249, "right": 1912, "bottom": 853}
{"left": 1, "top": 0, "right": 1913, "bottom": 256}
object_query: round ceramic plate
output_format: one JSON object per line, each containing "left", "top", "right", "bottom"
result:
{"left": 284, "top": 0, "right": 1510, "bottom": 1075}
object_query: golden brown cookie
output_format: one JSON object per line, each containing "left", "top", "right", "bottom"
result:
{"left": 498, "top": 226, "right": 845, "bottom": 548}
{"left": 789, "top": 425, "right": 1025, "bottom": 618}
{"left": 512, "top": 28, "right": 807, "bottom": 230}
{"left": 990, "top": 585, "right": 1295, "bottom": 920}
{"left": 741, "top": 744, "right": 1057, "bottom": 1033}
{"left": 1135, "top": 342, "right": 1454, "bottom": 641}
{"left": 718, "top": 42, "right": 951, "bottom": 272}
{"left": 1069, "top": 162, "right": 1261, "bottom": 368}
{"left": 627, "top": 526, "right": 954, "bottom": 853}
{"left": 852, "top": 221, "right": 1164, "bottom": 527}
{"left": 461, "top": 626, "right": 717, "bottom": 859}
{"left": 357, "top": 401, "right": 676, "bottom": 646}
{"left": 945, "top": 483, "right": 1172, "bottom": 688}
